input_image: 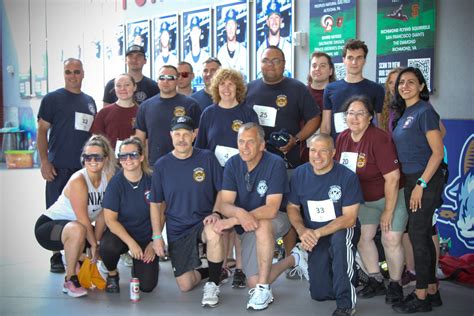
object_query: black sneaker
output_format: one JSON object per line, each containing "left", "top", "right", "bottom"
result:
{"left": 50, "top": 253, "right": 65, "bottom": 273}
{"left": 386, "top": 281, "right": 403, "bottom": 304}
{"left": 106, "top": 273, "right": 120, "bottom": 293}
{"left": 392, "top": 292, "right": 432, "bottom": 313}
{"left": 427, "top": 290, "right": 443, "bottom": 307}
{"left": 357, "top": 277, "right": 386, "bottom": 298}
{"left": 232, "top": 269, "right": 246, "bottom": 289}
{"left": 332, "top": 307, "right": 356, "bottom": 316}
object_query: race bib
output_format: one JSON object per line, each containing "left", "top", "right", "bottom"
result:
{"left": 339, "top": 151, "right": 358, "bottom": 173}
{"left": 75, "top": 112, "right": 94, "bottom": 132}
{"left": 334, "top": 112, "right": 348, "bottom": 133}
{"left": 253, "top": 105, "right": 277, "bottom": 127}
{"left": 114, "top": 140, "right": 123, "bottom": 158}
{"left": 214, "top": 145, "right": 239, "bottom": 167}
{"left": 307, "top": 199, "right": 336, "bottom": 222}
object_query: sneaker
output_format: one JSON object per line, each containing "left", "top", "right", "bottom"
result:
{"left": 201, "top": 282, "right": 220, "bottom": 307}
{"left": 50, "top": 252, "right": 65, "bottom": 273}
{"left": 247, "top": 284, "right": 273, "bottom": 310}
{"left": 357, "top": 277, "right": 386, "bottom": 298}
{"left": 120, "top": 253, "right": 133, "bottom": 267}
{"left": 385, "top": 281, "right": 403, "bottom": 304}
{"left": 392, "top": 292, "right": 432, "bottom": 313}
{"left": 62, "top": 275, "right": 87, "bottom": 298}
{"left": 332, "top": 307, "right": 356, "bottom": 316}
{"left": 289, "top": 243, "right": 309, "bottom": 280}
{"left": 219, "top": 267, "right": 232, "bottom": 284}
{"left": 232, "top": 269, "right": 246, "bottom": 289}
{"left": 401, "top": 270, "right": 416, "bottom": 287}
{"left": 427, "top": 290, "right": 443, "bottom": 307}
{"left": 106, "top": 273, "right": 120, "bottom": 293}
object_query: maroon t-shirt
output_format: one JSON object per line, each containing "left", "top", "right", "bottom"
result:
{"left": 335, "top": 125, "right": 400, "bottom": 201}
{"left": 307, "top": 85, "right": 324, "bottom": 114}
{"left": 90, "top": 103, "right": 138, "bottom": 149}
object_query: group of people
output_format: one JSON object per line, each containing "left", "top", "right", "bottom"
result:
{"left": 34, "top": 37, "right": 445, "bottom": 316}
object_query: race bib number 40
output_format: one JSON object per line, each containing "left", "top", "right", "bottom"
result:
{"left": 307, "top": 199, "right": 336, "bottom": 222}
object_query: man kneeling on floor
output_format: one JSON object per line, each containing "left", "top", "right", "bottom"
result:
{"left": 216, "top": 122, "right": 309, "bottom": 311}
{"left": 150, "top": 116, "right": 225, "bottom": 307}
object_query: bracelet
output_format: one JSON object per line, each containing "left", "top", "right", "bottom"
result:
{"left": 152, "top": 235, "right": 162, "bottom": 240}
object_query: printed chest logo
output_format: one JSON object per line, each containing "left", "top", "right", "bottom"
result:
{"left": 232, "top": 120, "right": 243, "bottom": 132}
{"left": 174, "top": 106, "right": 186, "bottom": 117}
{"left": 88, "top": 103, "right": 96, "bottom": 115}
{"left": 403, "top": 116, "right": 415, "bottom": 128}
{"left": 193, "top": 167, "right": 206, "bottom": 182}
{"left": 328, "top": 185, "right": 342, "bottom": 203}
{"left": 135, "top": 91, "right": 147, "bottom": 102}
{"left": 144, "top": 190, "right": 151, "bottom": 205}
{"left": 257, "top": 180, "right": 268, "bottom": 197}
{"left": 357, "top": 153, "right": 367, "bottom": 168}
{"left": 275, "top": 95, "right": 288, "bottom": 108}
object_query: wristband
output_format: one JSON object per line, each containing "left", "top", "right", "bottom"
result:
{"left": 416, "top": 177, "right": 427, "bottom": 189}
{"left": 152, "top": 235, "right": 162, "bottom": 240}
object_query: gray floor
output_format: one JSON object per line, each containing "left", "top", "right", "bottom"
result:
{"left": 0, "top": 169, "right": 473, "bottom": 315}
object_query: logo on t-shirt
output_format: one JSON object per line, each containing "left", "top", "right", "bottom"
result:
{"left": 232, "top": 120, "right": 243, "bottom": 132}
{"left": 328, "top": 185, "right": 342, "bottom": 203}
{"left": 135, "top": 91, "right": 147, "bottom": 103}
{"left": 257, "top": 180, "right": 268, "bottom": 197}
{"left": 403, "top": 116, "right": 415, "bottom": 129}
{"left": 88, "top": 103, "right": 96, "bottom": 115}
{"left": 174, "top": 106, "right": 186, "bottom": 117}
{"left": 357, "top": 153, "right": 367, "bottom": 168}
{"left": 193, "top": 167, "right": 206, "bottom": 182}
{"left": 275, "top": 95, "right": 288, "bottom": 108}
{"left": 144, "top": 190, "right": 151, "bottom": 205}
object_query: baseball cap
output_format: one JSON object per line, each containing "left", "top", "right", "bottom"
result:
{"left": 170, "top": 115, "right": 195, "bottom": 131}
{"left": 190, "top": 15, "right": 201, "bottom": 29}
{"left": 126, "top": 44, "right": 145, "bottom": 56}
{"left": 225, "top": 9, "right": 238, "bottom": 23}
{"left": 160, "top": 21, "right": 170, "bottom": 33}
{"left": 266, "top": 0, "right": 282, "bottom": 16}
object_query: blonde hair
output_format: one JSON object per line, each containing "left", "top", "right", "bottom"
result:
{"left": 381, "top": 67, "right": 403, "bottom": 131}
{"left": 82, "top": 134, "right": 117, "bottom": 177}
{"left": 210, "top": 68, "right": 247, "bottom": 105}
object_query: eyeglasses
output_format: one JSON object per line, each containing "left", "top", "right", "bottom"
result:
{"left": 118, "top": 151, "right": 141, "bottom": 161}
{"left": 178, "top": 72, "right": 191, "bottom": 78}
{"left": 82, "top": 154, "right": 105, "bottom": 162}
{"left": 65, "top": 70, "right": 81, "bottom": 75}
{"left": 345, "top": 111, "right": 368, "bottom": 118}
{"left": 261, "top": 58, "right": 284, "bottom": 66}
{"left": 158, "top": 74, "right": 177, "bottom": 81}
{"left": 245, "top": 172, "right": 252, "bottom": 192}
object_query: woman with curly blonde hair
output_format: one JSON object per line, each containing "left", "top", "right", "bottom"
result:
{"left": 380, "top": 67, "right": 403, "bottom": 133}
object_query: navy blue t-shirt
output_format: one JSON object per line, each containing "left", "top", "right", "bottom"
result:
{"left": 222, "top": 151, "right": 289, "bottom": 234}
{"left": 245, "top": 78, "right": 319, "bottom": 168}
{"left": 323, "top": 79, "right": 384, "bottom": 139}
{"left": 103, "top": 76, "right": 159, "bottom": 104}
{"left": 103, "top": 170, "right": 152, "bottom": 243}
{"left": 288, "top": 162, "right": 364, "bottom": 230}
{"left": 150, "top": 148, "right": 222, "bottom": 242}
{"left": 37, "top": 88, "right": 97, "bottom": 168}
{"left": 135, "top": 93, "right": 201, "bottom": 165}
{"left": 195, "top": 103, "right": 259, "bottom": 151}
{"left": 392, "top": 100, "right": 440, "bottom": 174}
{"left": 191, "top": 89, "right": 214, "bottom": 112}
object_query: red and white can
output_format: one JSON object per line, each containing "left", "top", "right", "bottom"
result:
{"left": 130, "top": 278, "right": 140, "bottom": 302}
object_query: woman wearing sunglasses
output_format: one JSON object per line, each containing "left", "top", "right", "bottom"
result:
{"left": 34, "top": 135, "right": 116, "bottom": 297}
{"left": 99, "top": 137, "right": 159, "bottom": 294}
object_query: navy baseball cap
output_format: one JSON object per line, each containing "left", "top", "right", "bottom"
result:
{"left": 171, "top": 116, "right": 195, "bottom": 131}
{"left": 225, "top": 9, "right": 238, "bottom": 23}
{"left": 190, "top": 16, "right": 201, "bottom": 29}
{"left": 160, "top": 21, "right": 170, "bottom": 33}
{"left": 126, "top": 44, "right": 145, "bottom": 56}
{"left": 266, "top": 0, "right": 282, "bottom": 16}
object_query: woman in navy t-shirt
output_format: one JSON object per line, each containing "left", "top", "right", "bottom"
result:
{"left": 391, "top": 67, "right": 444, "bottom": 313}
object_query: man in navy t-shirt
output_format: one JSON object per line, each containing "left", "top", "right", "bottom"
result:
{"left": 191, "top": 57, "right": 221, "bottom": 111}
{"left": 321, "top": 39, "right": 384, "bottom": 140}
{"left": 287, "top": 133, "right": 363, "bottom": 316}
{"left": 217, "top": 122, "right": 309, "bottom": 311}
{"left": 149, "top": 116, "right": 225, "bottom": 308}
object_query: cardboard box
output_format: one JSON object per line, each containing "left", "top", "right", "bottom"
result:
{"left": 4, "top": 150, "right": 34, "bottom": 169}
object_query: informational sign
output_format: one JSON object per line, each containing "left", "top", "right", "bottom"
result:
{"left": 152, "top": 14, "right": 179, "bottom": 80}
{"left": 309, "top": 0, "right": 356, "bottom": 79}
{"left": 376, "top": 0, "right": 436, "bottom": 90}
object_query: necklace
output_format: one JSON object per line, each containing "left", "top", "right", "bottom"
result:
{"left": 125, "top": 173, "right": 142, "bottom": 190}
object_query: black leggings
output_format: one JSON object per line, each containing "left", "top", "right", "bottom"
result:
{"left": 100, "top": 229, "right": 159, "bottom": 292}
{"left": 404, "top": 168, "right": 444, "bottom": 289}
{"left": 35, "top": 214, "right": 70, "bottom": 251}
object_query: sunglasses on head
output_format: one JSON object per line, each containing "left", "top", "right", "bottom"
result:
{"left": 117, "top": 151, "right": 141, "bottom": 161}
{"left": 158, "top": 74, "right": 177, "bottom": 81}
{"left": 65, "top": 70, "right": 81, "bottom": 75}
{"left": 178, "top": 72, "right": 190, "bottom": 78}
{"left": 82, "top": 153, "right": 105, "bottom": 162}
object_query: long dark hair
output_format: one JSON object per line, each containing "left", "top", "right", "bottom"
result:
{"left": 391, "top": 67, "right": 430, "bottom": 127}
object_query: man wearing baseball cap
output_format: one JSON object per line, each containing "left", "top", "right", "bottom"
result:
{"left": 184, "top": 15, "right": 210, "bottom": 90}
{"left": 217, "top": 8, "right": 247, "bottom": 77}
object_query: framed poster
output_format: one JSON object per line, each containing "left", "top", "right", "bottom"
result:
{"left": 126, "top": 19, "right": 150, "bottom": 77}
{"left": 254, "top": 0, "right": 293, "bottom": 79}
{"left": 152, "top": 14, "right": 179, "bottom": 80}
{"left": 104, "top": 24, "right": 125, "bottom": 81}
{"left": 215, "top": 1, "right": 249, "bottom": 81}
{"left": 181, "top": 8, "right": 212, "bottom": 90}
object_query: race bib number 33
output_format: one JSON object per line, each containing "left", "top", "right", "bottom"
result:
{"left": 307, "top": 199, "right": 336, "bottom": 222}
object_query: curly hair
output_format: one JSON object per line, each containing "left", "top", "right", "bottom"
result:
{"left": 380, "top": 67, "right": 403, "bottom": 131}
{"left": 210, "top": 68, "right": 247, "bottom": 105}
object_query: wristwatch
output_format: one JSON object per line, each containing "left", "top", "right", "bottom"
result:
{"left": 416, "top": 178, "right": 427, "bottom": 189}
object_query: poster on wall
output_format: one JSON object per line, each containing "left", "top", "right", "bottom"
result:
{"left": 309, "top": 0, "right": 356, "bottom": 80}
{"left": 215, "top": 1, "right": 248, "bottom": 81}
{"left": 153, "top": 14, "right": 179, "bottom": 80}
{"left": 376, "top": 0, "right": 436, "bottom": 90}
{"left": 104, "top": 25, "right": 125, "bottom": 81}
{"left": 182, "top": 8, "right": 212, "bottom": 90}
{"left": 126, "top": 19, "right": 150, "bottom": 78}
{"left": 437, "top": 120, "right": 474, "bottom": 257}
{"left": 254, "top": 0, "right": 293, "bottom": 79}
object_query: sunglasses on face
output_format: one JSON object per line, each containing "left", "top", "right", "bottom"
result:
{"left": 158, "top": 74, "right": 177, "bottom": 81}
{"left": 65, "top": 70, "right": 82, "bottom": 75}
{"left": 82, "top": 153, "right": 105, "bottom": 162}
{"left": 118, "top": 151, "right": 141, "bottom": 161}
{"left": 178, "top": 72, "right": 191, "bottom": 78}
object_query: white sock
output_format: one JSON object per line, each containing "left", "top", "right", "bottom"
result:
{"left": 291, "top": 251, "right": 300, "bottom": 267}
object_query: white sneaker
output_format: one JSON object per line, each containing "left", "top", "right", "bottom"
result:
{"left": 201, "top": 282, "right": 220, "bottom": 307}
{"left": 120, "top": 253, "right": 133, "bottom": 267}
{"left": 290, "top": 243, "right": 309, "bottom": 280}
{"left": 247, "top": 284, "right": 273, "bottom": 310}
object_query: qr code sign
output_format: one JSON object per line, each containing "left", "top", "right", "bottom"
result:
{"left": 408, "top": 58, "right": 431, "bottom": 91}
{"left": 334, "top": 62, "right": 346, "bottom": 81}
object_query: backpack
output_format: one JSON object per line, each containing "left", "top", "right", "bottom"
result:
{"left": 439, "top": 253, "right": 474, "bottom": 285}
